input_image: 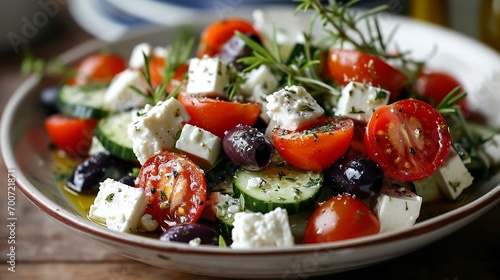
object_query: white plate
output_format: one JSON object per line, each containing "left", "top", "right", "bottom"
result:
{"left": 2, "top": 8, "right": 500, "bottom": 279}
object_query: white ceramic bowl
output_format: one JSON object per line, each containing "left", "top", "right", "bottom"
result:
{"left": 2, "top": 9, "right": 500, "bottom": 279}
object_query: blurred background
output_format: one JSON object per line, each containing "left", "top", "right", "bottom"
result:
{"left": 0, "top": 0, "right": 499, "bottom": 279}
{"left": 0, "top": 0, "right": 498, "bottom": 55}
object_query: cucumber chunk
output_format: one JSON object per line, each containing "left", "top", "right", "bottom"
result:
{"left": 95, "top": 111, "right": 136, "bottom": 161}
{"left": 57, "top": 85, "right": 109, "bottom": 119}
{"left": 233, "top": 162, "right": 323, "bottom": 214}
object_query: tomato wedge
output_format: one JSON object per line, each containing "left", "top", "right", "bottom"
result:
{"left": 177, "top": 93, "right": 261, "bottom": 138}
{"left": 147, "top": 56, "right": 189, "bottom": 91}
{"left": 68, "top": 53, "right": 127, "bottom": 85}
{"left": 136, "top": 151, "right": 207, "bottom": 230}
{"left": 364, "top": 99, "right": 451, "bottom": 182}
{"left": 304, "top": 194, "right": 380, "bottom": 243}
{"left": 197, "top": 18, "right": 258, "bottom": 57}
{"left": 272, "top": 117, "right": 354, "bottom": 172}
{"left": 326, "top": 49, "right": 406, "bottom": 102}
{"left": 44, "top": 114, "right": 97, "bottom": 156}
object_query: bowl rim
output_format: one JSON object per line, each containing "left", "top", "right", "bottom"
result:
{"left": 2, "top": 18, "right": 500, "bottom": 257}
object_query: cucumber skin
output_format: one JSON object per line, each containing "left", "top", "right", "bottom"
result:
{"left": 95, "top": 113, "right": 137, "bottom": 162}
{"left": 57, "top": 98, "right": 109, "bottom": 119}
{"left": 233, "top": 166, "right": 323, "bottom": 215}
{"left": 234, "top": 189, "right": 319, "bottom": 214}
{"left": 56, "top": 85, "right": 109, "bottom": 119}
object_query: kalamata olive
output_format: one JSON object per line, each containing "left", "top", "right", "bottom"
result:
{"left": 67, "top": 152, "right": 127, "bottom": 193}
{"left": 159, "top": 223, "right": 219, "bottom": 246}
{"left": 325, "top": 155, "right": 384, "bottom": 199}
{"left": 40, "top": 86, "right": 59, "bottom": 115}
{"left": 219, "top": 33, "right": 261, "bottom": 71}
{"left": 118, "top": 175, "right": 137, "bottom": 187}
{"left": 223, "top": 125, "right": 273, "bottom": 171}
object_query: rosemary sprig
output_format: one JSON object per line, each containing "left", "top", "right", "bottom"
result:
{"left": 235, "top": 31, "right": 337, "bottom": 96}
{"left": 131, "top": 35, "right": 195, "bottom": 104}
{"left": 436, "top": 87, "right": 480, "bottom": 150}
{"left": 21, "top": 47, "right": 76, "bottom": 78}
{"left": 294, "top": 0, "right": 424, "bottom": 77}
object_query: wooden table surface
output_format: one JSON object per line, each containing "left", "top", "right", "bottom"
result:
{"left": 1, "top": 4, "right": 500, "bottom": 280}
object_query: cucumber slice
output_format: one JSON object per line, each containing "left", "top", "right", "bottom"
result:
{"left": 233, "top": 163, "right": 323, "bottom": 214}
{"left": 95, "top": 111, "right": 136, "bottom": 161}
{"left": 57, "top": 85, "right": 109, "bottom": 119}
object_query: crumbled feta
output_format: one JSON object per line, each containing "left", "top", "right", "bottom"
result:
{"left": 129, "top": 42, "right": 152, "bottom": 69}
{"left": 104, "top": 69, "right": 149, "bottom": 112}
{"left": 127, "top": 98, "right": 190, "bottom": 164}
{"left": 139, "top": 214, "right": 159, "bottom": 232}
{"left": 266, "top": 85, "right": 324, "bottom": 131}
{"left": 231, "top": 208, "right": 295, "bottom": 249}
{"left": 203, "top": 192, "right": 240, "bottom": 222}
{"left": 336, "top": 81, "right": 390, "bottom": 122}
{"left": 185, "top": 55, "right": 231, "bottom": 98}
{"left": 89, "top": 178, "right": 147, "bottom": 232}
{"left": 246, "top": 177, "right": 265, "bottom": 190}
{"left": 89, "top": 136, "right": 107, "bottom": 156}
{"left": 175, "top": 124, "right": 222, "bottom": 169}
{"left": 371, "top": 186, "right": 422, "bottom": 233}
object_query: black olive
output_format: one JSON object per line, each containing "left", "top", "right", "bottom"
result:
{"left": 325, "top": 155, "right": 384, "bottom": 199}
{"left": 222, "top": 125, "right": 273, "bottom": 171}
{"left": 159, "top": 223, "right": 219, "bottom": 246}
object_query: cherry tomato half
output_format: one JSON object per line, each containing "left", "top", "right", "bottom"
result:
{"left": 177, "top": 93, "right": 261, "bottom": 139}
{"left": 69, "top": 53, "right": 127, "bottom": 85}
{"left": 304, "top": 194, "right": 380, "bottom": 244}
{"left": 136, "top": 151, "right": 207, "bottom": 230}
{"left": 326, "top": 49, "right": 406, "bottom": 102}
{"left": 364, "top": 99, "right": 451, "bottom": 182}
{"left": 415, "top": 70, "right": 470, "bottom": 117}
{"left": 272, "top": 117, "right": 354, "bottom": 172}
{"left": 198, "top": 18, "right": 258, "bottom": 57}
{"left": 44, "top": 114, "right": 97, "bottom": 156}
{"left": 147, "top": 56, "right": 189, "bottom": 92}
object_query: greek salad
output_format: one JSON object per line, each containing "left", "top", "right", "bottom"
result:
{"left": 39, "top": 0, "right": 500, "bottom": 248}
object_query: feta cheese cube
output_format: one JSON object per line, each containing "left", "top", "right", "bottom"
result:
{"left": 104, "top": 69, "right": 149, "bottom": 112}
{"left": 371, "top": 186, "right": 422, "bottom": 233}
{"left": 129, "top": 43, "right": 152, "bottom": 69}
{"left": 336, "top": 81, "right": 390, "bottom": 122}
{"left": 89, "top": 179, "right": 147, "bottom": 232}
{"left": 175, "top": 124, "right": 222, "bottom": 169}
{"left": 240, "top": 65, "right": 279, "bottom": 97}
{"left": 266, "top": 85, "right": 324, "bottom": 131}
{"left": 478, "top": 134, "right": 500, "bottom": 166}
{"left": 433, "top": 148, "right": 474, "bottom": 200}
{"left": 127, "top": 98, "right": 190, "bottom": 164}
{"left": 185, "top": 56, "right": 231, "bottom": 98}
{"left": 412, "top": 176, "right": 443, "bottom": 202}
{"left": 231, "top": 207, "right": 295, "bottom": 249}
